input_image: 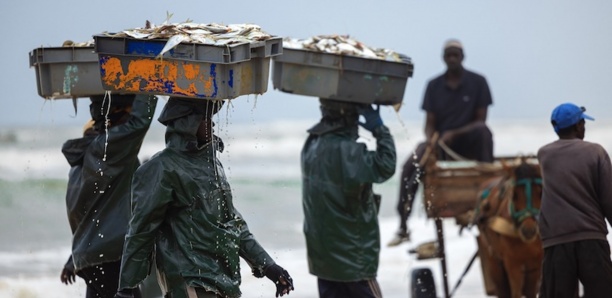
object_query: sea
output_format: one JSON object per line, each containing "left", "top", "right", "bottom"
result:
{"left": 1, "top": 116, "right": 611, "bottom": 298}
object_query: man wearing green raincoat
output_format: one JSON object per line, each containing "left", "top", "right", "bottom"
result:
{"left": 301, "top": 99, "right": 396, "bottom": 298}
{"left": 60, "top": 94, "right": 158, "bottom": 298}
{"left": 115, "top": 98, "right": 294, "bottom": 298}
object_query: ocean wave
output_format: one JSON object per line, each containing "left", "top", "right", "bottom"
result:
{"left": 1, "top": 119, "right": 611, "bottom": 181}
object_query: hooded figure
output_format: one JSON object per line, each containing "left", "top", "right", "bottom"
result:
{"left": 116, "top": 97, "right": 294, "bottom": 298}
{"left": 61, "top": 94, "right": 158, "bottom": 298}
{"left": 301, "top": 99, "right": 396, "bottom": 297}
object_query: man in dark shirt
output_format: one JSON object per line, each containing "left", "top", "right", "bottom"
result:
{"left": 388, "top": 39, "right": 494, "bottom": 246}
{"left": 537, "top": 102, "right": 612, "bottom": 297}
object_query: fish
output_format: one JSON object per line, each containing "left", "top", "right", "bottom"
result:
{"left": 62, "top": 39, "right": 95, "bottom": 47}
{"left": 283, "top": 34, "right": 410, "bottom": 63}
{"left": 101, "top": 19, "right": 276, "bottom": 57}
{"left": 156, "top": 34, "right": 189, "bottom": 58}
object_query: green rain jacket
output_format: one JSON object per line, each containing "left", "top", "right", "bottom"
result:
{"left": 119, "top": 113, "right": 275, "bottom": 298}
{"left": 61, "top": 94, "right": 158, "bottom": 271}
{"left": 301, "top": 124, "right": 396, "bottom": 282}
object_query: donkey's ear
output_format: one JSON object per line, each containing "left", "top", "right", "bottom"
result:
{"left": 500, "top": 159, "right": 515, "bottom": 177}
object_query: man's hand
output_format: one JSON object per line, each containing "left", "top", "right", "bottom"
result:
{"left": 439, "top": 130, "right": 457, "bottom": 145}
{"left": 265, "top": 264, "right": 294, "bottom": 297}
{"left": 60, "top": 265, "right": 76, "bottom": 285}
{"left": 358, "top": 104, "right": 383, "bottom": 132}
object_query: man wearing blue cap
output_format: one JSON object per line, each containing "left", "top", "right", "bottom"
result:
{"left": 537, "top": 103, "right": 612, "bottom": 297}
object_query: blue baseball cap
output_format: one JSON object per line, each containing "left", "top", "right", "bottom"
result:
{"left": 551, "top": 103, "right": 594, "bottom": 132}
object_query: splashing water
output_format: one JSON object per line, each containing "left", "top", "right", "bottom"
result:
{"left": 251, "top": 94, "right": 259, "bottom": 112}
{"left": 392, "top": 106, "right": 425, "bottom": 187}
{"left": 102, "top": 91, "right": 113, "bottom": 162}
{"left": 393, "top": 107, "right": 410, "bottom": 140}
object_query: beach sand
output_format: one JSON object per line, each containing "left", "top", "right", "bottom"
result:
{"left": 0, "top": 216, "right": 486, "bottom": 298}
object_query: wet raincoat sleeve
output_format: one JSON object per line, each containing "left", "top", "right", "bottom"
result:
{"left": 342, "top": 125, "right": 396, "bottom": 183}
{"left": 98, "top": 95, "right": 158, "bottom": 158}
{"left": 234, "top": 209, "right": 275, "bottom": 277}
{"left": 119, "top": 161, "right": 173, "bottom": 290}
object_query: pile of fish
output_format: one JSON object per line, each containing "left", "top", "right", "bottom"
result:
{"left": 103, "top": 22, "right": 273, "bottom": 45}
{"left": 61, "top": 40, "right": 94, "bottom": 47}
{"left": 283, "top": 35, "right": 410, "bottom": 62}
{"left": 101, "top": 17, "right": 275, "bottom": 58}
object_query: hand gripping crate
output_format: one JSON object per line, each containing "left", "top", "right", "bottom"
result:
{"left": 272, "top": 48, "right": 414, "bottom": 105}
{"left": 94, "top": 35, "right": 282, "bottom": 99}
{"left": 29, "top": 46, "right": 107, "bottom": 99}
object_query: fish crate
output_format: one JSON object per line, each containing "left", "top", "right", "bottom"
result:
{"left": 93, "top": 35, "right": 282, "bottom": 99}
{"left": 29, "top": 46, "right": 107, "bottom": 99}
{"left": 271, "top": 48, "right": 414, "bottom": 105}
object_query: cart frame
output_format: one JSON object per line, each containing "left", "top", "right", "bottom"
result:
{"left": 410, "top": 137, "right": 526, "bottom": 298}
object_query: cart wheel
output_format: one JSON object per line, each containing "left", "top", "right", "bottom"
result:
{"left": 411, "top": 267, "right": 437, "bottom": 298}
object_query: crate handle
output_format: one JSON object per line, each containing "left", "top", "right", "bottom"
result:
{"left": 223, "top": 44, "right": 232, "bottom": 63}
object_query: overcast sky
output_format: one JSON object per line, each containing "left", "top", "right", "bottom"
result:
{"left": 1, "top": 0, "right": 611, "bottom": 128}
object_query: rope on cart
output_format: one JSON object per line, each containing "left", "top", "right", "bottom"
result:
{"left": 437, "top": 139, "right": 515, "bottom": 173}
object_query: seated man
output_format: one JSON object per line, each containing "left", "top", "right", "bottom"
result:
{"left": 388, "top": 39, "right": 494, "bottom": 246}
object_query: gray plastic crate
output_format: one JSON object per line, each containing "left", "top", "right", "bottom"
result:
{"left": 29, "top": 46, "right": 107, "bottom": 99}
{"left": 94, "top": 35, "right": 282, "bottom": 63}
{"left": 272, "top": 48, "right": 414, "bottom": 105}
{"left": 94, "top": 35, "right": 281, "bottom": 99}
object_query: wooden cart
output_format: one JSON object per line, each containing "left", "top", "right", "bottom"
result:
{"left": 409, "top": 139, "right": 533, "bottom": 298}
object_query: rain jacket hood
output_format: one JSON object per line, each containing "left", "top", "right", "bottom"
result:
{"left": 159, "top": 98, "right": 225, "bottom": 154}
{"left": 308, "top": 99, "right": 361, "bottom": 136}
{"left": 301, "top": 122, "right": 396, "bottom": 282}
{"left": 119, "top": 107, "right": 273, "bottom": 298}
{"left": 61, "top": 94, "right": 158, "bottom": 272}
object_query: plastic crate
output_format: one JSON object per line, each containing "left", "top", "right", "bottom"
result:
{"left": 272, "top": 48, "right": 414, "bottom": 105}
{"left": 94, "top": 35, "right": 282, "bottom": 99}
{"left": 29, "top": 46, "right": 107, "bottom": 99}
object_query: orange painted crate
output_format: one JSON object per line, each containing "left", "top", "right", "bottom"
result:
{"left": 93, "top": 35, "right": 282, "bottom": 99}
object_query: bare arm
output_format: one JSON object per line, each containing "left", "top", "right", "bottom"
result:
{"left": 424, "top": 112, "right": 436, "bottom": 142}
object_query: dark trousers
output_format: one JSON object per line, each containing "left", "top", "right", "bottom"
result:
{"left": 396, "top": 123, "right": 493, "bottom": 232}
{"left": 77, "top": 260, "right": 142, "bottom": 298}
{"left": 539, "top": 239, "right": 612, "bottom": 298}
{"left": 318, "top": 278, "right": 383, "bottom": 298}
